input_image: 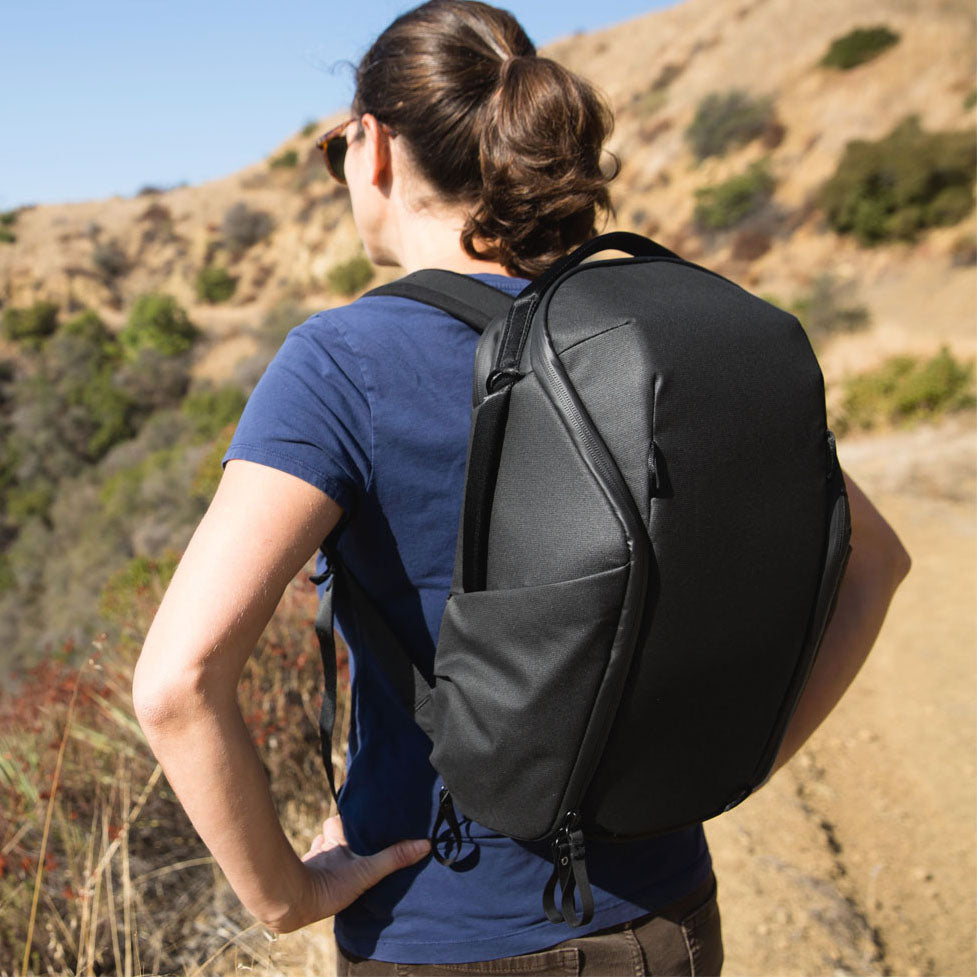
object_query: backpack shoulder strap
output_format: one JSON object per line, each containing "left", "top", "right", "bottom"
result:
{"left": 311, "top": 544, "right": 436, "bottom": 807}
{"left": 365, "top": 269, "right": 516, "bottom": 334}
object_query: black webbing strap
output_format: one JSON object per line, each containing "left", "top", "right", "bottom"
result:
{"left": 430, "top": 786, "right": 465, "bottom": 866}
{"left": 311, "top": 545, "right": 435, "bottom": 806}
{"left": 542, "top": 813, "right": 594, "bottom": 928}
{"left": 460, "top": 384, "right": 511, "bottom": 593}
{"left": 365, "top": 269, "right": 515, "bottom": 334}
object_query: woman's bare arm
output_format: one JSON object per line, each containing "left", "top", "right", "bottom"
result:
{"left": 131, "top": 459, "right": 429, "bottom": 933}
{"left": 768, "top": 471, "right": 911, "bottom": 776}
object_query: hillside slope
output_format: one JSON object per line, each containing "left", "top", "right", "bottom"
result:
{"left": 1, "top": 0, "right": 974, "bottom": 388}
{"left": 0, "top": 1, "right": 974, "bottom": 974}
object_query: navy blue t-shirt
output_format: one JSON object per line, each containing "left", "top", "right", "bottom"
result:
{"left": 223, "top": 273, "right": 711, "bottom": 964}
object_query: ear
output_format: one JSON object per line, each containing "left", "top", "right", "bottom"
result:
{"left": 359, "top": 113, "right": 392, "bottom": 190}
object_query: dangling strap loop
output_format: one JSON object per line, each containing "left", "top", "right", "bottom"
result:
{"left": 542, "top": 812, "right": 594, "bottom": 927}
{"left": 431, "top": 787, "right": 464, "bottom": 866}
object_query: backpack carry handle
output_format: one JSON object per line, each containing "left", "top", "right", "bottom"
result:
{"left": 490, "top": 233, "right": 679, "bottom": 392}
{"left": 533, "top": 231, "right": 679, "bottom": 297}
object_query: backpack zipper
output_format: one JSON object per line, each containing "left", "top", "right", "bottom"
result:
{"left": 530, "top": 291, "right": 650, "bottom": 829}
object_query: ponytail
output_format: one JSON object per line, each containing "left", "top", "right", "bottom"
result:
{"left": 464, "top": 55, "right": 617, "bottom": 277}
{"left": 352, "top": 0, "right": 617, "bottom": 278}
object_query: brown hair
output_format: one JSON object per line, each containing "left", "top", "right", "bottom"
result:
{"left": 352, "top": 0, "right": 617, "bottom": 279}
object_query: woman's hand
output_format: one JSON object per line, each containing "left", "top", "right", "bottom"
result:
{"left": 269, "top": 815, "right": 430, "bottom": 934}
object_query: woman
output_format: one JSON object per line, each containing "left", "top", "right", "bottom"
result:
{"left": 133, "top": 2, "right": 911, "bottom": 974}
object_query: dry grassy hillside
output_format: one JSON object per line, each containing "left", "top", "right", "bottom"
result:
{"left": 1, "top": 0, "right": 974, "bottom": 974}
{"left": 1, "top": 0, "right": 974, "bottom": 387}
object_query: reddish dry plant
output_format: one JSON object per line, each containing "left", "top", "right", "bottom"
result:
{"left": 0, "top": 565, "right": 349, "bottom": 975}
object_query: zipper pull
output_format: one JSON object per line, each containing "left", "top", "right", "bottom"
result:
{"left": 430, "top": 786, "right": 464, "bottom": 866}
{"left": 542, "top": 811, "right": 594, "bottom": 928}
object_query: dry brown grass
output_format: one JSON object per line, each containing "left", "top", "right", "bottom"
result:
{"left": 0, "top": 563, "right": 347, "bottom": 976}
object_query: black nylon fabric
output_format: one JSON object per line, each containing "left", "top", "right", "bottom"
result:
{"left": 430, "top": 562, "right": 629, "bottom": 840}
{"left": 545, "top": 260, "right": 831, "bottom": 835}
{"left": 431, "top": 253, "right": 842, "bottom": 844}
{"left": 483, "top": 372, "right": 628, "bottom": 590}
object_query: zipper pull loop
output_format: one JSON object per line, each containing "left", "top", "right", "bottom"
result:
{"left": 430, "top": 786, "right": 464, "bottom": 866}
{"left": 542, "top": 811, "right": 594, "bottom": 928}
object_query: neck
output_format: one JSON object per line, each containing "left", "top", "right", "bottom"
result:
{"left": 385, "top": 193, "right": 517, "bottom": 278}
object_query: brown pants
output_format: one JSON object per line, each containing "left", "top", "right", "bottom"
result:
{"left": 335, "top": 872, "right": 723, "bottom": 976}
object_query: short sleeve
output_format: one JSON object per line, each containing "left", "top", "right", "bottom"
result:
{"left": 222, "top": 313, "right": 373, "bottom": 512}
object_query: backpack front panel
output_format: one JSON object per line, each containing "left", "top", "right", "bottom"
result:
{"left": 430, "top": 370, "right": 636, "bottom": 840}
{"left": 544, "top": 261, "right": 833, "bottom": 836}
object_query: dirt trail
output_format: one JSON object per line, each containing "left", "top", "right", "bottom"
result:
{"left": 709, "top": 416, "right": 977, "bottom": 977}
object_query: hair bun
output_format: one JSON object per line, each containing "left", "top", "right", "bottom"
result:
{"left": 464, "top": 55, "right": 617, "bottom": 277}
{"left": 354, "top": 1, "right": 617, "bottom": 278}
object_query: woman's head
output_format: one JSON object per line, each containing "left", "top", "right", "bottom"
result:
{"left": 350, "top": 0, "right": 617, "bottom": 278}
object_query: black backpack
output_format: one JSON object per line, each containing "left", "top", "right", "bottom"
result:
{"left": 312, "top": 232, "right": 852, "bottom": 928}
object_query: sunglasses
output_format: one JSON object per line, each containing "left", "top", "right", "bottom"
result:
{"left": 315, "top": 117, "right": 358, "bottom": 185}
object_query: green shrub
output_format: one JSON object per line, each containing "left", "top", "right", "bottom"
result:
{"left": 820, "top": 26, "right": 900, "bottom": 70}
{"left": 77, "top": 370, "right": 138, "bottom": 459}
{"left": 115, "top": 346, "right": 191, "bottom": 409}
{"left": 835, "top": 347, "right": 976, "bottom": 434}
{"left": 685, "top": 90, "right": 775, "bottom": 161}
{"left": 119, "top": 293, "right": 199, "bottom": 357}
{"left": 190, "top": 426, "right": 236, "bottom": 500}
{"left": 181, "top": 385, "right": 247, "bottom": 439}
{"left": 0, "top": 553, "right": 14, "bottom": 594}
{"left": 61, "top": 309, "right": 118, "bottom": 353}
{"left": 693, "top": 160, "right": 775, "bottom": 230}
{"left": 301, "top": 120, "right": 319, "bottom": 137}
{"left": 195, "top": 264, "right": 237, "bottom": 303}
{"left": 0, "top": 309, "right": 137, "bottom": 484}
{"left": 793, "top": 274, "right": 870, "bottom": 346}
{"left": 327, "top": 254, "right": 375, "bottom": 296}
{"left": 270, "top": 148, "right": 299, "bottom": 169}
{"left": 965, "top": 89, "right": 977, "bottom": 111}
{"left": 5, "top": 480, "right": 56, "bottom": 523}
{"left": 98, "top": 553, "right": 178, "bottom": 625}
{"left": 221, "top": 201, "right": 274, "bottom": 252}
{"left": 820, "top": 116, "right": 976, "bottom": 245}
{"left": 0, "top": 210, "right": 16, "bottom": 241}
{"left": 92, "top": 238, "right": 128, "bottom": 279}
{"left": 2, "top": 301, "right": 59, "bottom": 349}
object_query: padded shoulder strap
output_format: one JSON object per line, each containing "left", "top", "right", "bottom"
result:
{"left": 365, "top": 269, "right": 516, "bottom": 334}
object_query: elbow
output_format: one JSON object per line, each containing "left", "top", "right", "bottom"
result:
{"left": 132, "top": 660, "right": 188, "bottom": 733}
{"left": 893, "top": 538, "right": 912, "bottom": 584}
{"left": 131, "top": 644, "right": 220, "bottom": 734}
{"left": 879, "top": 523, "right": 912, "bottom": 588}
